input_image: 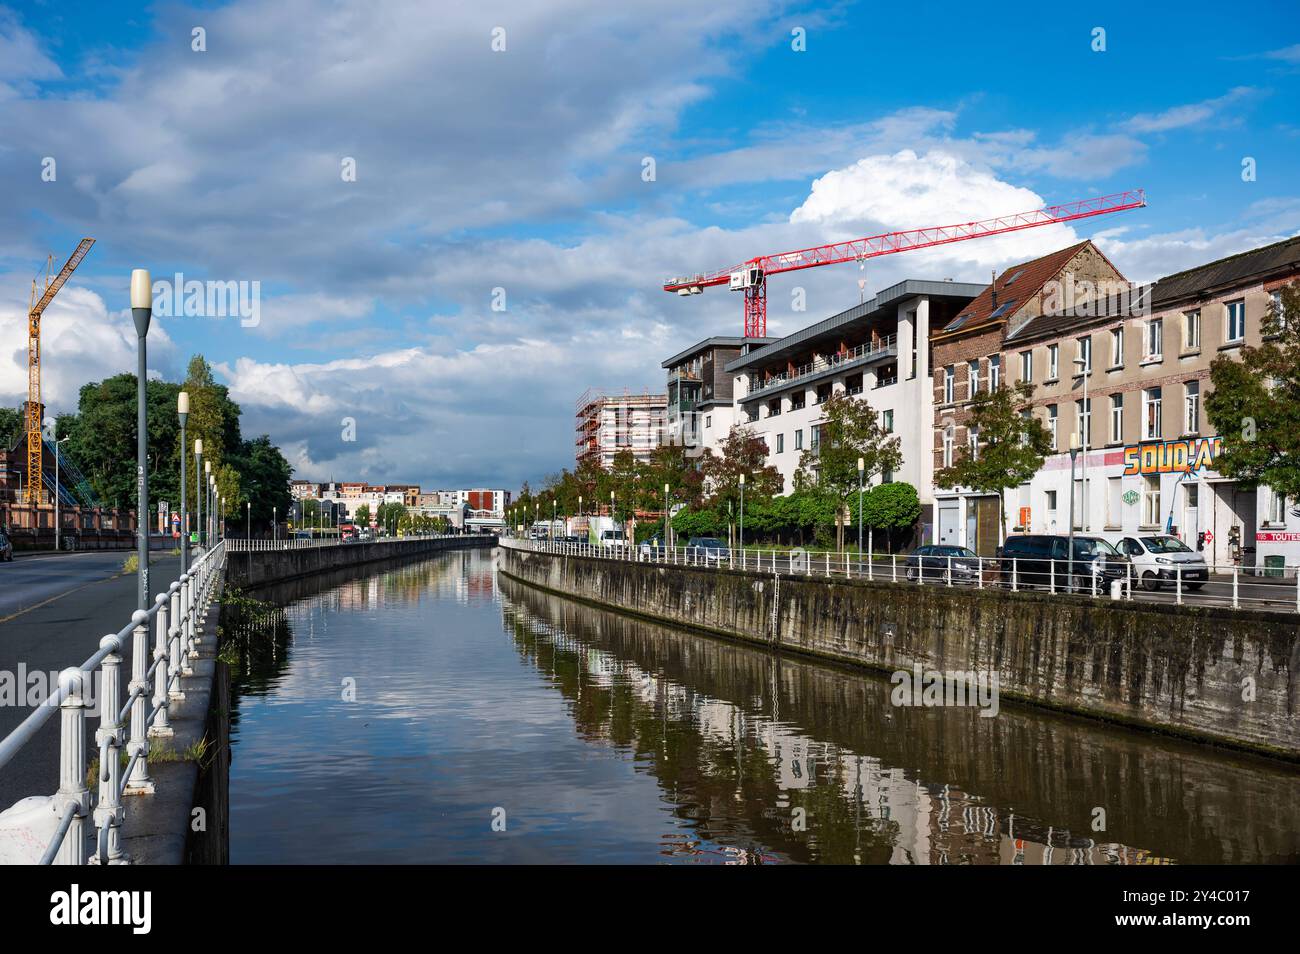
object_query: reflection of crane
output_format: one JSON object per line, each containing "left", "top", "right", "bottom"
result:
{"left": 664, "top": 191, "right": 1146, "bottom": 337}
{"left": 25, "top": 238, "right": 95, "bottom": 503}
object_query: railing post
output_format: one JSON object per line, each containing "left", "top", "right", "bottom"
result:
{"left": 180, "top": 573, "right": 195, "bottom": 676}
{"left": 55, "top": 668, "right": 89, "bottom": 865}
{"left": 169, "top": 581, "right": 186, "bottom": 702}
{"left": 1012, "top": 558, "right": 1019, "bottom": 592}
{"left": 946, "top": 555, "right": 953, "bottom": 586}
{"left": 1050, "top": 559, "right": 1056, "bottom": 594}
{"left": 892, "top": 554, "right": 897, "bottom": 583}
{"left": 1176, "top": 564, "right": 1183, "bottom": 606}
{"left": 125, "top": 601, "right": 161, "bottom": 794}
{"left": 1232, "top": 564, "right": 1239, "bottom": 609}
{"left": 92, "top": 632, "right": 128, "bottom": 864}
{"left": 150, "top": 585, "right": 175, "bottom": 737}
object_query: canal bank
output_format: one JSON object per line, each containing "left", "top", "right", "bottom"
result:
{"left": 497, "top": 540, "right": 1300, "bottom": 761}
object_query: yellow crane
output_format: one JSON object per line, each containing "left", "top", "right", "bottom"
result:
{"left": 25, "top": 238, "right": 95, "bottom": 504}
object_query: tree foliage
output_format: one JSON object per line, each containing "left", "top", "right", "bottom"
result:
{"left": 1206, "top": 281, "right": 1300, "bottom": 499}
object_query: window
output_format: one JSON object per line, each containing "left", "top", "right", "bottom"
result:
{"left": 881, "top": 409, "right": 895, "bottom": 433}
{"left": 1225, "top": 299, "right": 1245, "bottom": 343}
{"left": 815, "top": 383, "right": 831, "bottom": 405}
{"left": 1142, "top": 475, "right": 1162, "bottom": 527}
{"left": 1047, "top": 344, "right": 1059, "bottom": 379}
{"left": 942, "top": 426, "right": 954, "bottom": 467}
{"left": 1270, "top": 490, "right": 1288, "bottom": 524}
{"left": 746, "top": 407, "right": 759, "bottom": 423}
{"left": 1072, "top": 478, "right": 1084, "bottom": 530}
{"left": 967, "top": 425, "right": 979, "bottom": 460}
{"left": 1107, "top": 476, "right": 1122, "bottom": 527}
{"left": 1269, "top": 289, "right": 1288, "bottom": 333}
{"left": 790, "top": 393, "right": 805, "bottom": 411}
{"left": 1045, "top": 489, "right": 1058, "bottom": 513}
{"left": 1110, "top": 392, "right": 1124, "bottom": 443}
{"left": 767, "top": 399, "right": 781, "bottom": 417}
{"left": 1110, "top": 327, "right": 1124, "bottom": 367}
{"left": 794, "top": 428, "right": 803, "bottom": 451}
{"left": 1047, "top": 404, "right": 1059, "bottom": 450}
{"left": 968, "top": 360, "right": 980, "bottom": 397}
{"left": 1144, "top": 318, "right": 1163, "bottom": 359}
{"left": 989, "top": 355, "right": 1001, "bottom": 391}
{"left": 1144, "top": 387, "right": 1162, "bottom": 439}
{"left": 882, "top": 469, "right": 893, "bottom": 484}
{"left": 1077, "top": 335, "right": 1092, "bottom": 373}
{"left": 1075, "top": 397, "right": 1092, "bottom": 447}
{"left": 1019, "top": 350, "right": 1033, "bottom": 383}
{"left": 943, "top": 366, "right": 955, "bottom": 404}
{"left": 811, "top": 424, "right": 821, "bottom": 451}
{"left": 845, "top": 373, "right": 863, "bottom": 396}
{"left": 1184, "top": 381, "right": 1199, "bottom": 434}
{"left": 704, "top": 414, "right": 711, "bottom": 428}
{"left": 776, "top": 433, "right": 784, "bottom": 454}
{"left": 1184, "top": 310, "right": 1200, "bottom": 350}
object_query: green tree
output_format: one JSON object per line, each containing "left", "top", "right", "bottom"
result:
{"left": 0, "top": 406, "right": 22, "bottom": 448}
{"left": 1205, "top": 281, "right": 1300, "bottom": 499}
{"left": 353, "top": 503, "right": 371, "bottom": 528}
{"left": 935, "top": 382, "right": 1052, "bottom": 542}
{"left": 793, "top": 392, "right": 902, "bottom": 550}
{"left": 851, "top": 481, "right": 922, "bottom": 553}
{"left": 699, "top": 425, "right": 782, "bottom": 546}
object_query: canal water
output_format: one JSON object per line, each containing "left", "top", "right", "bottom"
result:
{"left": 227, "top": 549, "right": 1299, "bottom": 864}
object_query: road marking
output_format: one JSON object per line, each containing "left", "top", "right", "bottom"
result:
{"left": 0, "top": 558, "right": 162, "bottom": 627}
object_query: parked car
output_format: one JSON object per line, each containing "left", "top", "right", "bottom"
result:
{"left": 904, "top": 545, "right": 981, "bottom": 583}
{"left": 0, "top": 530, "right": 12, "bottom": 562}
{"left": 686, "top": 536, "right": 729, "bottom": 563}
{"left": 998, "top": 534, "right": 1130, "bottom": 593}
{"left": 1108, "top": 533, "right": 1208, "bottom": 591}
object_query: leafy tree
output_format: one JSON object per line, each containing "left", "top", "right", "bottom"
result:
{"left": 230, "top": 434, "right": 291, "bottom": 529}
{"left": 793, "top": 392, "right": 902, "bottom": 550}
{"left": 375, "top": 501, "right": 406, "bottom": 533}
{"left": 672, "top": 507, "right": 722, "bottom": 539}
{"left": 0, "top": 406, "right": 21, "bottom": 448}
{"left": 850, "top": 481, "right": 922, "bottom": 553}
{"left": 353, "top": 503, "right": 371, "bottom": 528}
{"left": 700, "top": 425, "right": 782, "bottom": 546}
{"left": 935, "top": 382, "right": 1052, "bottom": 542}
{"left": 1205, "top": 281, "right": 1300, "bottom": 499}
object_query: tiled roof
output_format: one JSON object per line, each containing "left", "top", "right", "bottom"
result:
{"left": 934, "top": 241, "right": 1091, "bottom": 337}
{"left": 1151, "top": 235, "right": 1300, "bottom": 306}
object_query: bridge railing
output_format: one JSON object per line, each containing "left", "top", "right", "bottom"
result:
{"left": 501, "top": 536, "right": 1300, "bottom": 614}
{"left": 0, "top": 540, "right": 226, "bottom": 865}
{"left": 226, "top": 533, "right": 469, "bottom": 552}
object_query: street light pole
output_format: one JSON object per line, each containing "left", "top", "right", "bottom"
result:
{"left": 738, "top": 472, "right": 745, "bottom": 549}
{"left": 54, "top": 436, "right": 69, "bottom": 552}
{"left": 663, "top": 482, "right": 669, "bottom": 548}
{"left": 194, "top": 439, "right": 203, "bottom": 553}
{"left": 857, "top": 456, "right": 864, "bottom": 559}
{"left": 130, "top": 269, "right": 152, "bottom": 611}
{"left": 1074, "top": 356, "right": 1089, "bottom": 532}
{"left": 178, "top": 393, "right": 189, "bottom": 573}
{"left": 1068, "top": 431, "right": 1080, "bottom": 587}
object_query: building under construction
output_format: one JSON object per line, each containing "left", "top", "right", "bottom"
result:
{"left": 574, "top": 388, "right": 667, "bottom": 469}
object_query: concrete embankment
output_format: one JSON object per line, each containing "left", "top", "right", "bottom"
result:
{"left": 224, "top": 535, "right": 496, "bottom": 589}
{"left": 498, "top": 540, "right": 1300, "bottom": 761}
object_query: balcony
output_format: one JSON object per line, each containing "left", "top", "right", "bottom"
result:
{"left": 745, "top": 334, "right": 898, "bottom": 400}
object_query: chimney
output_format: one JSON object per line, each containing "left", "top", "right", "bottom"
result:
{"left": 990, "top": 270, "right": 998, "bottom": 309}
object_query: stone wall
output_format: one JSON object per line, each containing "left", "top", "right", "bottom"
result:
{"left": 224, "top": 536, "right": 495, "bottom": 589}
{"left": 498, "top": 541, "right": 1300, "bottom": 760}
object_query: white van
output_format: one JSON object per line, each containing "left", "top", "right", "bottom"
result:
{"left": 1106, "top": 533, "right": 1209, "bottom": 591}
{"left": 598, "top": 529, "right": 626, "bottom": 547}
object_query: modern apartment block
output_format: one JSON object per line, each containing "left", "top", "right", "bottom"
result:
{"left": 724, "top": 279, "right": 984, "bottom": 531}
{"left": 574, "top": 388, "right": 667, "bottom": 469}
{"left": 661, "top": 336, "right": 774, "bottom": 456}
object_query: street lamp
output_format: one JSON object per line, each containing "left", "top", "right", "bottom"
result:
{"left": 204, "top": 460, "right": 212, "bottom": 544}
{"left": 273, "top": 506, "right": 277, "bottom": 543}
{"left": 178, "top": 392, "right": 189, "bottom": 572}
{"left": 54, "top": 436, "right": 69, "bottom": 552}
{"left": 1073, "top": 355, "right": 1089, "bottom": 532}
{"left": 738, "top": 472, "right": 745, "bottom": 549}
{"left": 247, "top": 500, "right": 251, "bottom": 541}
{"left": 663, "top": 482, "right": 670, "bottom": 549}
{"left": 857, "top": 456, "right": 864, "bottom": 560}
{"left": 130, "top": 268, "right": 152, "bottom": 611}
{"left": 194, "top": 439, "right": 203, "bottom": 551}
{"left": 1068, "top": 431, "right": 1080, "bottom": 587}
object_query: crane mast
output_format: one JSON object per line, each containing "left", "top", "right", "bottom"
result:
{"left": 25, "top": 238, "right": 95, "bottom": 504}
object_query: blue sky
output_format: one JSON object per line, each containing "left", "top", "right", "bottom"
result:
{"left": 1, "top": 0, "right": 1297, "bottom": 489}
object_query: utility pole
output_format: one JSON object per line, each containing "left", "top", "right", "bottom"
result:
{"left": 130, "top": 269, "right": 151, "bottom": 610}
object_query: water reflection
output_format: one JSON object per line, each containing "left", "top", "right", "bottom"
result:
{"left": 226, "top": 549, "right": 1299, "bottom": 864}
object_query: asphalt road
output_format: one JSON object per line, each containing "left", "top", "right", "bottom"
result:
{"left": 0, "top": 550, "right": 173, "bottom": 810}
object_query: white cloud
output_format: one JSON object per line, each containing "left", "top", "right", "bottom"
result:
{"left": 1125, "top": 87, "right": 1256, "bottom": 134}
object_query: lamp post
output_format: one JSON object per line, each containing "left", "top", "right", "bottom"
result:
{"left": 53, "top": 435, "right": 70, "bottom": 552}
{"left": 204, "top": 460, "right": 212, "bottom": 545}
{"left": 1073, "top": 356, "right": 1089, "bottom": 532}
{"left": 178, "top": 392, "right": 189, "bottom": 572}
{"left": 247, "top": 500, "right": 251, "bottom": 541}
{"left": 130, "top": 269, "right": 152, "bottom": 610}
{"left": 609, "top": 490, "right": 615, "bottom": 539}
{"left": 1068, "top": 431, "right": 1080, "bottom": 587}
{"left": 194, "top": 439, "right": 203, "bottom": 552}
{"left": 738, "top": 472, "right": 745, "bottom": 549}
{"left": 663, "top": 482, "right": 670, "bottom": 548}
{"left": 273, "top": 506, "right": 277, "bottom": 543}
{"left": 857, "top": 456, "right": 864, "bottom": 559}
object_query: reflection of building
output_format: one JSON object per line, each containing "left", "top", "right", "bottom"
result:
{"left": 575, "top": 388, "right": 667, "bottom": 468}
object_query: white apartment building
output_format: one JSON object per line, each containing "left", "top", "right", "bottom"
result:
{"left": 723, "top": 279, "right": 983, "bottom": 531}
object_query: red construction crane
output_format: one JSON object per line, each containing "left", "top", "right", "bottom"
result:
{"left": 663, "top": 190, "right": 1146, "bottom": 337}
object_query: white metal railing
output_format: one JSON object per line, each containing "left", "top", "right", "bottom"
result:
{"left": 748, "top": 334, "right": 899, "bottom": 397}
{"left": 0, "top": 540, "right": 226, "bottom": 865}
{"left": 501, "top": 537, "right": 1300, "bottom": 614}
{"left": 225, "top": 532, "right": 466, "bottom": 552}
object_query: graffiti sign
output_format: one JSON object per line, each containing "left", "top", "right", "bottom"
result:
{"left": 1122, "top": 437, "right": 1222, "bottom": 477}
